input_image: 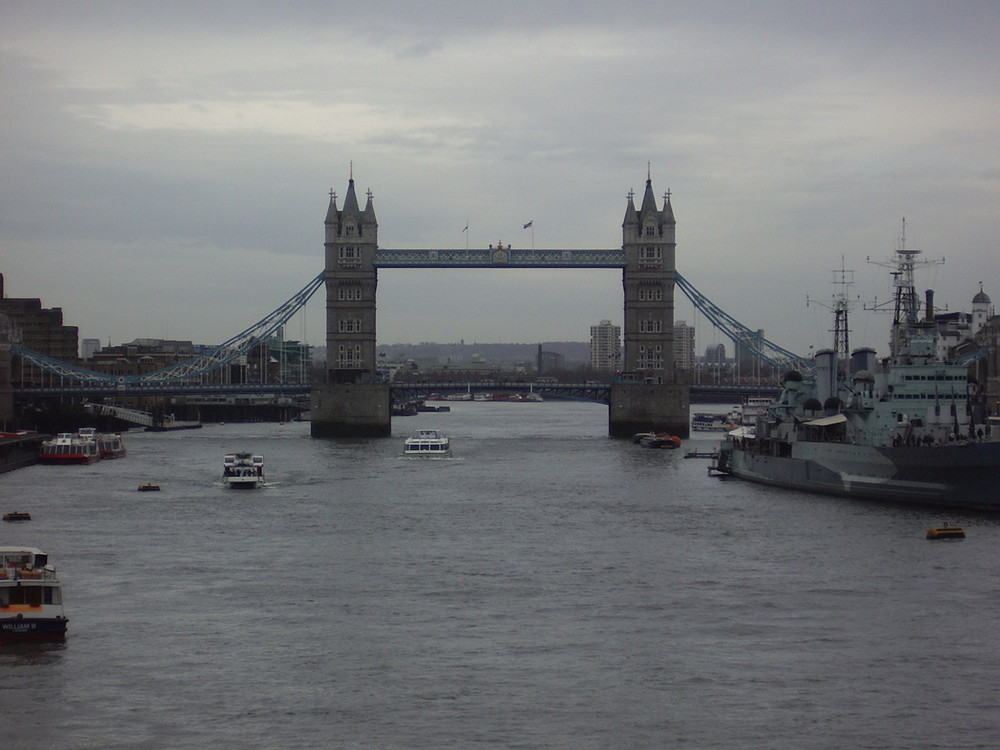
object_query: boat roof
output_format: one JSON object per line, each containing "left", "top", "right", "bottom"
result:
{"left": 803, "top": 413, "right": 848, "bottom": 427}
{"left": 0, "top": 546, "right": 45, "bottom": 555}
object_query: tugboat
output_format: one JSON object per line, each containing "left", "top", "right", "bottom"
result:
{"left": 715, "top": 225, "right": 1000, "bottom": 510}
{"left": 222, "top": 452, "right": 265, "bottom": 489}
{"left": 0, "top": 547, "right": 68, "bottom": 642}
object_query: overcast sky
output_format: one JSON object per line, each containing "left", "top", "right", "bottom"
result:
{"left": 3, "top": 1, "right": 999, "bottom": 357}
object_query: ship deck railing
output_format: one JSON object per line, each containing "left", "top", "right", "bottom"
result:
{"left": 0, "top": 567, "right": 58, "bottom": 582}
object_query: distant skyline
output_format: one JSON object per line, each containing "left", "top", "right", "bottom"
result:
{"left": 3, "top": 1, "right": 999, "bottom": 357}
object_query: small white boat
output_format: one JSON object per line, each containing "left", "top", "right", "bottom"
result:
{"left": 0, "top": 546, "right": 68, "bottom": 642}
{"left": 223, "top": 452, "right": 265, "bottom": 488}
{"left": 403, "top": 429, "right": 451, "bottom": 457}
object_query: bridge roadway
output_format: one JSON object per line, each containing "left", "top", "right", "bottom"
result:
{"left": 14, "top": 381, "right": 779, "bottom": 403}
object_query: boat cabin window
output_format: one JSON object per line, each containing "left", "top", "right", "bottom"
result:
{"left": 6, "top": 587, "right": 45, "bottom": 606}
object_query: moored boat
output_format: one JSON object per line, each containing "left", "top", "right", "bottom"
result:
{"left": 715, "top": 227, "right": 1000, "bottom": 510}
{"left": 403, "top": 429, "right": 451, "bottom": 457}
{"left": 97, "top": 432, "right": 127, "bottom": 459}
{"left": 691, "top": 412, "right": 735, "bottom": 431}
{"left": 39, "top": 429, "right": 101, "bottom": 464}
{"left": 637, "top": 432, "right": 682, "bottom": 449}
{"left": 0, "top": 547, "right": 68, "bottom": 642}
{"left": 223, "top": 452, "right": 265, "bottom": 488}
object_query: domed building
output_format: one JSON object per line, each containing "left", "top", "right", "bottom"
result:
{"left": 972, "top": 283, "right": 992, "bottom": 337}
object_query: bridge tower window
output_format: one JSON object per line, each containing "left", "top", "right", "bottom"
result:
{"left": 338, "top": 319, "right": 362, "bottom": 333}
{"left": 337, "top": 285, "right": 362, "bottom": 301}
{"left": 338, "top": 246, "right": 360, "bottom": 266}
{"left": 639, "top": 246, "right": 661, "bottom": 269}
{"left": 337, "top": 344, "right": 363, "bottom": 368}
{"left": 639, "top": 319, "right": 662, "bottom": 333}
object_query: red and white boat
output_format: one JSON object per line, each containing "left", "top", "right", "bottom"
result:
{"left": 0, "top": 546, "right": 68, "bottom": 642}
{"left": 97, "top": 431, "right": 127, "bottom": 459}
{"left": 39, "top": 429, "right": 101, "bottom": 464}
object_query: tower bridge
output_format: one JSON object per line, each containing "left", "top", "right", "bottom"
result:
{"left": 4, "top": 171, "right": 810, "bottom": 434}
{"left": 313, "top": 171, "right": 688, "bottom": 438}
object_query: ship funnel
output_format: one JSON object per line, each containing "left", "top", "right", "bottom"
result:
{"left": 925, "top": 289, "right": 934, "bottom": 322}
{"left": 815, "top": 348, "right": 835, "bottom": 405}
{"left": 850, "top": 347, "right": 877, "bottom": 375}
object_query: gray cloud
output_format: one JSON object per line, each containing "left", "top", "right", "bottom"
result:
{"left": 2, "top": 1, "right": 999, "bottom": 356}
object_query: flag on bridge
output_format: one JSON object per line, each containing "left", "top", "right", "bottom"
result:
{"left": 523, "top": 220, "right": 533, "bottom": 229}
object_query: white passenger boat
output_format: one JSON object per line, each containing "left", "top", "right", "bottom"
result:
{"left": 223, "top": 452, "right": 265, "bottom": 488}
{"left": 0, "top": 547, "right": 68, "bottom": 642}
{"left": 403, "top": 429, "right": 451, "bottom": 457}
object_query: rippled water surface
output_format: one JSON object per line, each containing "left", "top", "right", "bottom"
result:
{"left": 2, "top": 402, "right": 999, "bottom": 748}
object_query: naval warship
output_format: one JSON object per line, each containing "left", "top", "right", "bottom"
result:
{"left": 714, "top": 228, "right": 1000, "bottom": 510}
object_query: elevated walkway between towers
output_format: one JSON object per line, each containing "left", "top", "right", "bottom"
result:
{"left": 373, "top": 247, "right": 626, "bottom": 268}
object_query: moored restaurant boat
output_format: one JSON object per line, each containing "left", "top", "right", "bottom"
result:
{"left": 714, "top": 227, "right": 1000, "bottom": 510}
{"left": 223, "top": 452, "right": 265, "bottom": 488}
{"left": 403, "top": 429, "right": 451, "bottom": 456}
{"left": 0, "top": 546, "right": 68, "bottom": 642}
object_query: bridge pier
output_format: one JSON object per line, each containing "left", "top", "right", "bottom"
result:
{"left": 0, "top": 314, "right": 13, "bottom": 427}
{"left": 310, "top": 383, "right": 391, "bottom": 438}
{"left": 609, "top": 382, "right": 690, "bottom": 439}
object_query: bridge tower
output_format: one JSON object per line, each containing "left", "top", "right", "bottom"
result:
{"left": 610, "top": 173, "right": 689, "bottom": 437}
{"left": 310, "top": 173, "right": 391, "bottom": 437}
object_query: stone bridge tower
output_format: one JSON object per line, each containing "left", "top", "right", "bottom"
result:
{"left": 311, "top": 174, "right": 390, "bottom": 437}
{"left": 609, "top": 173, "right": 689, "bottom": 437}
{"left": 622, "top": 174, "right": 676, "bottom": 378}
{"left": 323, "top": 176, "right": 379, "bottom": 383}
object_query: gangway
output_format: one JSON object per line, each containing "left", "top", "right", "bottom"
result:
{"left": 84, "top": 403, "right": 154, "bottom": 428}
{"left": 83, "top": 402, "right": 202, "bottom": 430}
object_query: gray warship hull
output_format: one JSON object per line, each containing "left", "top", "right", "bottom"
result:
{"left": 720, "top": 439, "right": 1000, "bottom": 510}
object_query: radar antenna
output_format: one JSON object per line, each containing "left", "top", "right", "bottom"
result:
{"left": 807, "top": 256, "right": 858, "bottom": 390}
{"left": 866, "top": 218, "right": 944, "bottom": 360}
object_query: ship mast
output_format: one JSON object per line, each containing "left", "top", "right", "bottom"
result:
{"left": 808, "top": 257, "right": 856, "bottom": 395}
{"left": 868, "top": 218, "right": 944, "bottom": 363}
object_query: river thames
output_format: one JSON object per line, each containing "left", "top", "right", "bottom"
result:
{"left": 2, "top": 401, "right": 999, "bottom": 749}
